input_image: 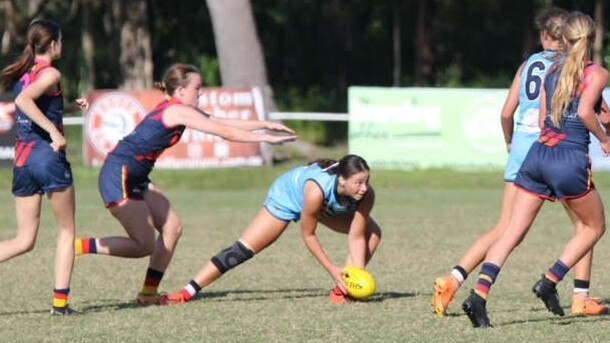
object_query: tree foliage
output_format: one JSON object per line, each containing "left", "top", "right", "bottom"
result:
{"left": 0, "top": 0, "right": 607, "bottom": 144}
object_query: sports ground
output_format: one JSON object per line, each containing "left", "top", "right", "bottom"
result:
{"left": 1, "top": 131, "right": 610, "bottom": 342}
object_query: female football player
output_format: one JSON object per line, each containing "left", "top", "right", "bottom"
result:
{"left": 160, "top": 154, "right": 382, "bottom": 305}
{"left": 0, "top": 19, "right": 88, "bottom": 315}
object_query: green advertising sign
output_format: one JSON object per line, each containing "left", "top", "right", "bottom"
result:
{"left": 348, "top": 87, "right": 509, "bottom": 170}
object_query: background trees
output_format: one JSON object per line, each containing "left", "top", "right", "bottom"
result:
{"left": 0, "top": 0, "right": 607, "bottom": 144}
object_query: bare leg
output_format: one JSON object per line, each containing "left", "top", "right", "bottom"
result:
{"left": 0, "top": 195, "right": 42, "bottom": 262}
{"left": 47, "top": 187, "right": 77, "bottom": 290}
{"left": 144, "top": 184, "right": 182, "bottom": 272}
{"left": 193, "top": 208, "right": 289, "bottom": 287}
{"left": 563, "top": 203, "right": 593, "bottom": 282}
{"left": 485, "top": 189, "right": 544, "bottom": 267}
{"left": 95, "top": 200, "right": 157, "bottom": 258}
{"left": 558, "top": 190, "right": 605, "bottom": 268}
{"left": 457, "top": 182, "right": 517, "bottom": 272}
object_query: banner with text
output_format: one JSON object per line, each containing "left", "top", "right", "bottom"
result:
{"left": 0, "top": 93, "right": 16, "bottom": 167}
{"left": 84, "top": 88, "right": 267, "bottom": 168}
{"left": 348, "top": 87, "right": 610, "bottom": 171}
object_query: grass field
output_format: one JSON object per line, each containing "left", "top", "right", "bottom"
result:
{"left": 2, "top": 147, "right": 610, "bottom": 342}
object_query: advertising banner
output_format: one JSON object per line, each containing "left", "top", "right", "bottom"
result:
{"left": 84, "top": 88, "right": 267, "bottom": 168}
{"left": 349, "top": 87, "right": 508, "bottom": 170}
{"left": 349, "top": 87, "right": 610, "bottom": 171}
{"left": 0, "top": 93, "right": 16, "bottom": 167}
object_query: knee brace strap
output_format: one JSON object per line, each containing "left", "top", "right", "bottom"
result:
{"left": 211, "top": 241, "right": 254, "bottom": 273}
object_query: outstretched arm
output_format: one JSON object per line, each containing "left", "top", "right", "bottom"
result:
{"left": 212, "top": 117, "right": 295, "bottom": 134}
{"left": 164, "top": 105, "right": 296, "bottom": 144}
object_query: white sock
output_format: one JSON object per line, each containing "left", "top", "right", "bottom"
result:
{"left": 450, "top": 269, "right": 465, "bottom": 285}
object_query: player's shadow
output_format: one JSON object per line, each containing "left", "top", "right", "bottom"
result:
{"left": 366, "top": 291, "right": 416, "bottom": 302}
{"left": 0, "top": 300, "right": 146, "bottom": 316}
{"left": 198, "top": 288, "right": 415, "bottom": 303}
{"left": 4, "top": 288, "right": 417, "bottom": 314}
{"left": 500, "top": 313, "right": 610, "bottom": 327}
{"left": 448, "top": 303, "right": 610, "bottom": 325}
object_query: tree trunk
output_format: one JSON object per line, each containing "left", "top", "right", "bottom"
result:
{"left": 414, "top": 0, "right": 433, "bottom": 86}
{"left": 205, "top": 0, "right": 275, "bottom": 109}
{"left": 115, "top": 0, "right": 153, "bottom": 90}
{"left": 205, "top": 0, "right": 277, "bottom": 164}
{"left": 81, "top": 0, "right": 96, "bottom": 92}
{"left": 392, "top": 0, "right": 401, "bottom": 86}
{"left": 1, "top": 0, "right": 16, "bottom": 55}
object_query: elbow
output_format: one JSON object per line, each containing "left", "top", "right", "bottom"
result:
{"left": 599, "top": 115, "right": 610, "bottom": 128}
{"left": 14, "top": 95, "right": 26, "bottom": 109}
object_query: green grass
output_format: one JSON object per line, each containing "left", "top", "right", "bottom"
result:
{"left": 3, "top": 150, "right": 610, "bottom": 341}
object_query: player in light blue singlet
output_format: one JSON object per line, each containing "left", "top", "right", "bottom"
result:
{"left": 504, "top": 50, "right": 557, "bottom": 181}
{"left": 160, "top": 155, "right": 382, "bottom": 306}
{"left": 75, "top": 63, "right": 296, "bottom": 306}
{"left": 0, "top": 19, "right": 88, "bottom": 315}
{"left": 463, "top": 11, "right": 610, "bottom": 328}
{"left": 264, "top": 163, "right": 359, "bottom": 222}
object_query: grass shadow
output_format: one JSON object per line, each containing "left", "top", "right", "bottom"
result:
{"left": 499, "top": 313, "right": 610, "bottom": 327}
{"left": 38, "top": 288, "right": 418, "bottom": 314}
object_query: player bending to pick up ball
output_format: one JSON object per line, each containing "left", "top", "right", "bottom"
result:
{"left": 160, "top": 154, "right": 382, "bottom": 305}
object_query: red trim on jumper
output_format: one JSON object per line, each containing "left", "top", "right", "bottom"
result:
{"left": 538, "top": 128, "right": 567, "bottom": 147}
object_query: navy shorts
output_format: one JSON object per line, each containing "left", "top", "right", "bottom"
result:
{"left": 12, "top": 153, "right": 73, "bottom": 196}
{"left": 515, "top": 142, "right": 593, "bottom": 201}
{"left": 98, "top": 159, "right": 150, "bottom": 207}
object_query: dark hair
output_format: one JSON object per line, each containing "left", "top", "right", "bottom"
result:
{"left": 309, "top": 154, "right": 370, "bottom": 178}
{"left": 153, "top": 63, "right": 200, "bottom": 96}
{"left": 0, "top": 19, "right": 61, "bottom": 91}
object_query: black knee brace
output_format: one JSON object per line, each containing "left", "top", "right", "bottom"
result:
{"left": 211, "top": 241, "right": 254, "bottom": 273}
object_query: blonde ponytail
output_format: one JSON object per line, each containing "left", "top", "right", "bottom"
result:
{"left": 550, "top": 12, "right": 595, "bottom": 128}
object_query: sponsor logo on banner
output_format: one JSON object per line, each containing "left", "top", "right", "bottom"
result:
{"left": 84, "top": 88, "right": 266, "bottom": 168}
{"left": 86, "top": 92, "right": 147, "bottom": 155}
{"left": 0, "top": 99, "right": 16, "bottom": 165}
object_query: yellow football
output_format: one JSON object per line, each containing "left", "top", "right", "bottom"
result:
{"left": 342, "top": 266, "right": 376, "bottom": 300}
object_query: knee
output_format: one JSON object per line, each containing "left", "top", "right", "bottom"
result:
{"left": 133, "top": 238, "right": 155, "bottom": 257}
{"left": 211, "top": 241, "right": 254, "bottom": 274}
{"left": 16, "top": 236, "right": 36, "bottom": 253}
{"left": 596, "top": 223, "right": 605, "bottom": 239}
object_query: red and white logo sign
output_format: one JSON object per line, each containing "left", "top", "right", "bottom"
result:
{"left": 86, "top": 92, "right": 147, "bottom": 155}
{"left": 0, "top": 102, "right": 15, "bottom": 134}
